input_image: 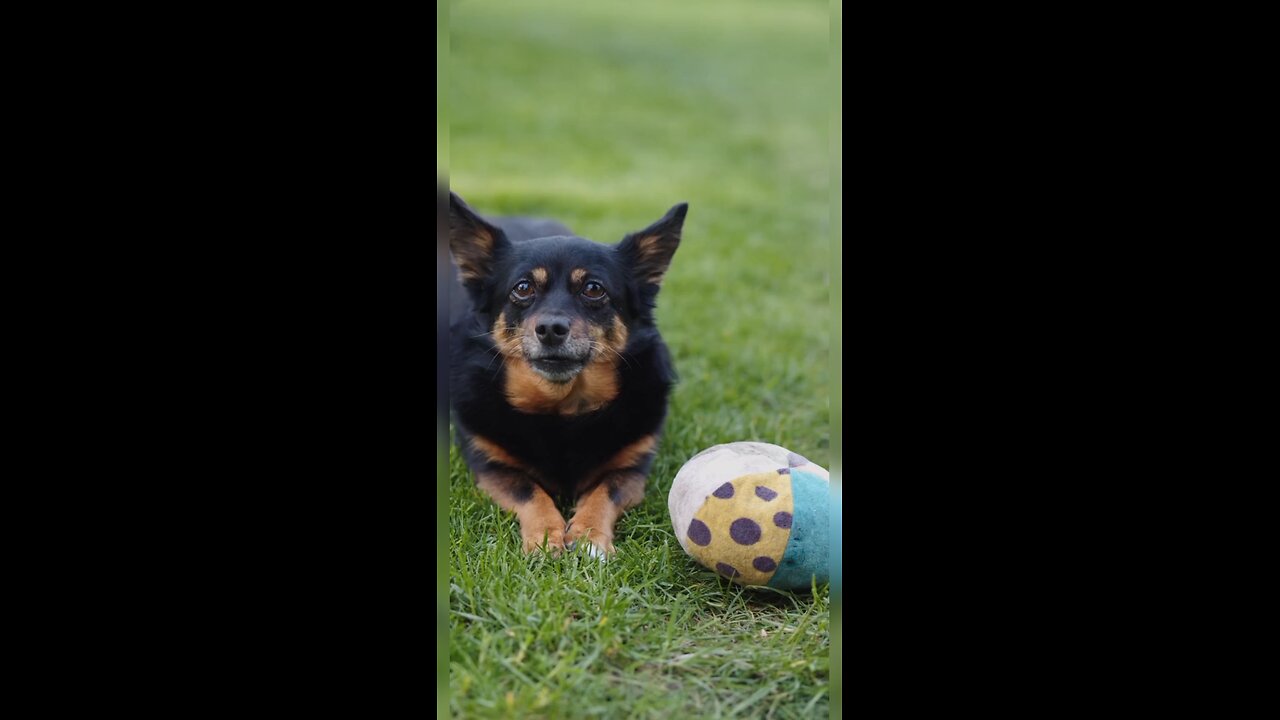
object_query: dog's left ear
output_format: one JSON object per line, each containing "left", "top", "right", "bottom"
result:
{"left": 618, "top": 202, "right": 688, "bottom": 286}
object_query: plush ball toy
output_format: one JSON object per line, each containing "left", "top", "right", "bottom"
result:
{"left": 668, "top": 442, "right": 830, "bottom": 590}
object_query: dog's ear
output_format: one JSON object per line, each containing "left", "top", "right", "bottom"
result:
{"left": 450, "top": 192, "right": 510, "bottom": 287}
{"left": 617, "top": 202, "right": 687, "bottom": 287}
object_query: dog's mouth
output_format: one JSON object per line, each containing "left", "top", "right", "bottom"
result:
{"left": 528, "top": 355, "right": 588, "bottom": 383}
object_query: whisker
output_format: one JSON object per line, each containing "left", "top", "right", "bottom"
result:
{"left": 489, "top": 354, "right": 510, "bottom": 380}
{"left": 590, "top": 341, "right": 634, "bottom": 370}
{"left": 485, "top": 335, "right": 525, "bottom": 373}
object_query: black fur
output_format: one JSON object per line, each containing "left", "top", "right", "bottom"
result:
{"left": 448, "top": 192, "right": 685, "bottom": 503}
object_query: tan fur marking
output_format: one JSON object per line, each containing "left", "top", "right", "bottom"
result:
{"left": 503, "top": 359, "right": 560, "bottom": 413}
{"left": 570, "top": 268, "right": 587, "bottom": 290}
{"left": 565, "top": 471, "right": 646, "bottom": 555}
{"left": 571, "top": 361, "right": 621, "bottom": 413}
{"left": 503, "top": 357, "right": 619, "bottom": 416}
{"left": 634, "top": 236, "right": 668, "bottom": 284}
{"left": 491, "top": 312, "right": 515, "bottom": 348}
{"left": 589, "top": 317, "right": 628, "bottom": 353}
{"left": 604, "top": 435, "right": 656, "bottom": 474}
{"left": 609, "top": 316, "right": 628, "bottom": 351}
{"left": 455, "top": 228, "right": 494, "bottom": 280}
{"left": 470, "top": 435, "right": 531, "bottom": 472}
{"left": 564, "top": 481, "right": 621, "bottom": 555}
{"left": 575, "top": 437, "right": 656, "bottom": 495}
{"left": 531, "top": 267, "right": 548, "bottom": 288}
{"left": 502, "top": 318, "right": 621, "bottom": 416}
{"left": 476, "top": 472, "right": 566, "bottom": 554}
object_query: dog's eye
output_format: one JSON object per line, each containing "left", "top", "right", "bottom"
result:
{"left": 582, "top": 281, "right": 607, "bottom": 300}
{"left": 511, "top": 281, "right": 534, "bottom": 301}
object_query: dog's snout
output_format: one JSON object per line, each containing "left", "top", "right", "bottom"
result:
{"left": 535, "top": 316, "right": 571, "bottom": 346}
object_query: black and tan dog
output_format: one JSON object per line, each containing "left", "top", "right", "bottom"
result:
{"left": 448, "top": 192, "right": 686, "bottom": 557}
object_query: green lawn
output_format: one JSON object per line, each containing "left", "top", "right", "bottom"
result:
{"left": 448, "top": 1, "right": 831, "bottom": 717}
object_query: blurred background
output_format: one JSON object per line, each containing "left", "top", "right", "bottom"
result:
{"left": 441, "top": 1, "right": 837, "bottom": 716}
{"left": 451, "top": 0, "right": 830, "bottom": 459}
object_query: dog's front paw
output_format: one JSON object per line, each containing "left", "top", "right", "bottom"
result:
{"left": 521, "top": 523, "right": 566, "bottom": 556}
{"left": 564, "top": 521, "right": 615, "bottom": 559}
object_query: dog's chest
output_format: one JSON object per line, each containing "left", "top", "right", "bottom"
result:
{"left": 501, "top": 412, "right": 638, "bottom": 487}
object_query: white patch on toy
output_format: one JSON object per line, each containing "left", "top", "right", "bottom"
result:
{"left": 668, "top": 442, "right": 792, "bottom": 555}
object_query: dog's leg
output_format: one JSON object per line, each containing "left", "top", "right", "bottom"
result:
{"left": 565, "top": 470, "right": 645, "bottom": 557}
{"left": 476, "top": 471, "right": 567, "bottom": 555}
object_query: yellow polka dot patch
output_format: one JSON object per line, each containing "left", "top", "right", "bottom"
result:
{"left": 685, "top": 471, "right": 794, "bottom": 586}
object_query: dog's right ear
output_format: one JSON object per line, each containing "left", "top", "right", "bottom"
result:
{"left": 450, "top": 192, "right": 510, "bottom": 287}
{"left": 617, "top": 202, "right": 687, "bottom": 287}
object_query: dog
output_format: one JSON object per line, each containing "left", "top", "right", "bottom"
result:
{"left": 448, "top": 191, "right": 686, "bottom": 557}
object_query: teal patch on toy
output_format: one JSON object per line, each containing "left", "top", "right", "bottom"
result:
{"left": 668, "top": 442, "right": 831, "bottom": 590}
{"left": 766, "top": 468, "right": 830, "bottom": 590}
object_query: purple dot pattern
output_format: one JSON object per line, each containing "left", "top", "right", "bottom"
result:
{"left": 686, "top": 472, "right": 794, "bottom": 585}
{"left": 787, "top": 452, "right": 810, "bottom": 467}
{"left": 730, "top": 518, "right": 762, "bottom": 545}
{"left": 687, "top": 519, "right": 711, "bottom": 546}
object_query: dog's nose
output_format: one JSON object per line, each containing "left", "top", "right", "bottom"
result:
{"left": 535, "top": 316, "right": 571, "bottom": 346}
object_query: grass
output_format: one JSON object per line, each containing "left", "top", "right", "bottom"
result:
{"left": 448, "top": 1, "right": 830, "bottom": 717}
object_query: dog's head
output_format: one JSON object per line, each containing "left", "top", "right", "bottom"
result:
{"left": 450, "top": 192, "right": 686, "bottom": 384}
